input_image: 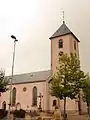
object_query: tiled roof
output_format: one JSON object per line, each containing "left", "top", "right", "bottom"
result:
{"left": 8, "top": 70, "right": 51, "bottom": 84}
{"left": 49, "top": 22, "right": 80, "bottom": 42}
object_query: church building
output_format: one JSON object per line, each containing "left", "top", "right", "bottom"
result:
{"left": 0, "top": 20, "right": 87, "bottom": 113}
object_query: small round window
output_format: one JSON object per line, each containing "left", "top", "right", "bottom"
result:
{"left": 23, "top": 87, "right": 27, "bottom": 92}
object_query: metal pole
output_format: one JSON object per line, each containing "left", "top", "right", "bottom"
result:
{"left": 8, "top": 38, "right": 18, "bottom": 120}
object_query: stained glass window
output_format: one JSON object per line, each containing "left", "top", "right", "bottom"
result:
{"left": 32, "top": 86, "right": 37, "bottom": 106}
{"left": 12, "top": 87, "right": 16, "bottom": 106}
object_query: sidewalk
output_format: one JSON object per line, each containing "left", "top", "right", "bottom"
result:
{"left": 67, "top": 115, "right": 89, "bottom": 120}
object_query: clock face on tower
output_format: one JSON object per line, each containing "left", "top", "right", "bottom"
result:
{"left": 23, "top": 87, "right": 27, "bottom": 92}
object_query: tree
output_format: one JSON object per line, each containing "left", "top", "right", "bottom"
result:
{"left": 0, "top": 69, "right": 9, "bottom": 93}
{"left": 82, "top": 73, "right": 90, "bottom": 118}
{"left": 50, "top": 53, "right": 85, "bottom": 120}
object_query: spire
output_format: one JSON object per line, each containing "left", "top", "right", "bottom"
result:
{"left": 62, "top": 11, "right": 65, "bottom": 24}
{"left": 49, "top": 11, "right": 80, "bottom": 42}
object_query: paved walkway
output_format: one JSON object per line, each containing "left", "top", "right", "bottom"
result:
{"left": 67, "top": 115, "right": 89, "bottom": 120}
{"left": 1, "top": 114, "right": 89, "bottom": 120}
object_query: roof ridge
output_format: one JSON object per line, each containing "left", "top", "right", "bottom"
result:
{"left": 7, "top": 70, "right": 51, "bottom": 84}
{"left": 7, "top": 69, "right": 51, "bottom": 77}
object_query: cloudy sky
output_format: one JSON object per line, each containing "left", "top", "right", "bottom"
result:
{"left": 0, "top": 0, "right": 90, "bottom": 75}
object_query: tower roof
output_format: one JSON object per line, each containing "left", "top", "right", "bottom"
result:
{"left": 49, "top": 22, "right": 80, "bottom": 42}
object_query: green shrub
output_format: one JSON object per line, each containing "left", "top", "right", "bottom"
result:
{"left": 29, "top": 110, "right": 39, "bottom": 117}
{"left": 0, "top": 109, "right": 8, "bottom": 119}
{"left": 14, "top": 109, "right": 26, "bottom": 118}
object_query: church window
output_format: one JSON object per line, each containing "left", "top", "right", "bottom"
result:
{"left": 12, "top": 87, "right": 16, "bottom": 106}
{"left": 58, "top": 39, "right": 63, "bottom": 48}
{"left": 74, "top": 41, "right": 76, "bottom": 50}
{"left": 53, "top": 100, "right": 56, "bottom": 106}
{"left": 32, "top": 86, "right": 37, "bottom": 106}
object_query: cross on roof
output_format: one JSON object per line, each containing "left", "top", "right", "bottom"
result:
{"left": 62, "top": 11, "right": 65, "bottom": 24}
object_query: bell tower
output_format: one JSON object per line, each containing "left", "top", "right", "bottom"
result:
{"left": 49, "top": 14, "right": 81, "bottom": 113}
{"left": 49, "top": 18, "right": 80, "bottom": 75}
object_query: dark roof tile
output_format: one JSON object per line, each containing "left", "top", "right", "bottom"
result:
{"left": 49, "top": 22, "right": 80, "bottom": 42}
{"left": 8, "top": 70, "right": 51, "bottom": 84}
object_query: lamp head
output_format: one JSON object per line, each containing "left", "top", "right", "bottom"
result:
{"left": 11, "top": 35, "right": 16, "bottom": 40}
{"left": 11, "top": 35, "right": 18, "bottom": 42}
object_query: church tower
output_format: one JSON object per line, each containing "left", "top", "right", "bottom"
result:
{"left": 49, "top": 18, "right": 81, "bottom": 113}
{"left": 49, "top": 20, "right": 80, "bottom": 75}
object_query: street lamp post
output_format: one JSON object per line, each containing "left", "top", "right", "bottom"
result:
{"left": 8, "top": 35, "right": 18, "bottom": 120}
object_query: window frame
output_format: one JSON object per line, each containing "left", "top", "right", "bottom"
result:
{"left": 32, "top": 86, "right": 37, "bottom": 106}
{"left": 12, "top": 87, "right": 16, "bottom": 106}
{"left": 74, "top": 41, "right": 76, "bottom": 50}
{"left": 58, "top": 39, "right": 63, "bottom": 48}
{"left": 2, "top": 101, "right": 6, "bottom": 110}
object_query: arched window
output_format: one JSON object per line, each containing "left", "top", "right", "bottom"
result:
{"left": 32, "top": 86, "right": 37, "bottom": 106}
{"left": 2, "top": 101, "right": 6, "bottom": 110}
{"left": 12, "top": 87, "right": 16, "bottom": 106}
{"left": 58, "top": 39, "right": 63, "bottom": 48}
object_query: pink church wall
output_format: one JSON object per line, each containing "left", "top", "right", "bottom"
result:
{"left": 0, "top": 81, "right": 48, "bottom": 111}
{"left": 51, "top": 34, "right": 72, "bottom": 75}
{"left": 49, "top": 95, "right": 78, "bottom": 113}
